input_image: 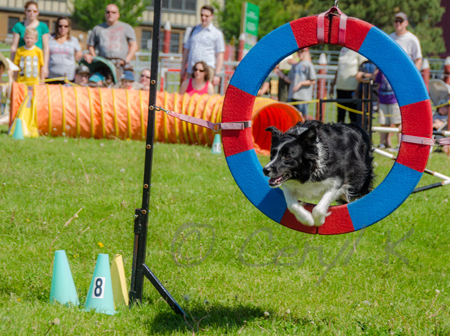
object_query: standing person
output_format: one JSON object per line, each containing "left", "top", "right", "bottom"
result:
{"left": 10, "top": 1, "right": 49, "bottom": 78}
{"left": 84, "top": 4, "right": 138, "bottom": 78}
{"left": 180, "top": 5, "right": 225, "bottom": 86}
{"left": 276, "top": 48, "right": 316, "bottom": 119}
{"left": 179, "top": 61, "right": 214, "bottom": 96}
{"left": 139, "top": 68, "right": 151, "bottom": 90}
{"left": 390, "top": 12, "right": 422, "bottom": 70}
{"left": 331, "top": 47, "right": 367, "bottom": 123}
{"left": 13, "top": 28, "right": 45, "bottom": 86}
{"left": 48, "top": 17, "right": 82, "bottom": 84}
{"left": 375, "top": 71, "right": 401, "bottom": 150}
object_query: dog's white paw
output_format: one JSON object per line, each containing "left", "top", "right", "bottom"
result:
{"left": 312, "top": 207, "right": 327, "bottom": 227}
{"left": 288, "top": 207, "right": 314, "bottom": 226}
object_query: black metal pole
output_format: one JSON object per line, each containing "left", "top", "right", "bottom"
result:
{"left": 368, "top": 79, "right": 373, "bottom": 142}
{"left": 319, "top": 98, "right": 323, "bottom": 121}
{"left": 412, "top": 182, "right": 445, "bottom": 194}
{"left": 129, "top": 0, "right": 185, "bottom": 316}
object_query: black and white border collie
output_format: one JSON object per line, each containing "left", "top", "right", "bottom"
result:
{"left": 263, "top": 120, "right": 374, "bottom": 227}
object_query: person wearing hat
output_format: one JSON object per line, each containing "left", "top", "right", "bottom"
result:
{"left": 88, "top": 72, "right": 106, "bottom": 87}
{"left": 113, "top": 70, "right": 143, "bottom": 90}
{"left": 276, "top": 48, "right": 316, "bottom": 118}
{"left": 74, "top": 64, "right": 90, "bottom": 86}
{"left": 390, "top": 12, "right": 422, "bottom": 70}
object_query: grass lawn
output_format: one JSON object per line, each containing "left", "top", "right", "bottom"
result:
{"left": 0, "top": 125, "right": 449, "bottom": 335}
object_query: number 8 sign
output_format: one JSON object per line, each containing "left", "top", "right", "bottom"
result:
{"left": 92, "top": 277, "right": 105, "bottom": 299}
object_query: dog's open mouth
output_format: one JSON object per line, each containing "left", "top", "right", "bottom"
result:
{"left": 268, "top": 173, "right": 291, "bottom": 187}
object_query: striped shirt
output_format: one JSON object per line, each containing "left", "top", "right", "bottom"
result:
{"left": 185, "top": 23, "right": 225, "bottom": 74}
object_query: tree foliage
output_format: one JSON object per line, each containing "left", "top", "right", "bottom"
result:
{"left": 72, "top": 0, "right": 151, "bottom": 31}
{"left": 214, "top": 0, "right": 445, "bottom": 56}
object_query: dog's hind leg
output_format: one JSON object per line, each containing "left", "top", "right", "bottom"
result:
{"left": 312, "top": 182, "right": 344, "bottom": 227}
{"left": 282, "top": 187, "right": 314, "bottom": 226}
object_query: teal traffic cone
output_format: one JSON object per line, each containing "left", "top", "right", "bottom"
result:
{"left": 85, "top": 254, "right": 116, "bottom": 315}
{"left": 12, "top": 119, "right": 24, "bottom": 140}
{"left": 211, "top": 133, "right": 222, "bottom": 154}
{"left": 50, "top": 250, "right": 79, "bottom": 306}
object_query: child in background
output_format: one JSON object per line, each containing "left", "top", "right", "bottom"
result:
{"left": 375, "top": 70, "right": 401, "bottom": 150}
{"left": 276, "top": 48, "right": 316, "bottom": 118}
{"left": 14, "top": 28, "right": 44, "bottom": 86}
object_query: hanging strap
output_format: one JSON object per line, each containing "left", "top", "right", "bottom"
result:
{"left": 317, "top": 6, "right": 348, "bottom": 45}
{"left": 401, "top": 134, "right": 450, "bottom": 146}
{"left": 155, "top": 105, "right": 251, "bottom": 132}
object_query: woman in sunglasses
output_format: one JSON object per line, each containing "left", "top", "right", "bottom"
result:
{"left": 48, "top": 17, "right": 82, "bottom": 84}
{"left": 10, "top": 1, "right": 50, "bottom": 78}
{"left": 139, "top": 68, "right": 151, "bottom": 90}
{"left": 179, "top": 61, "right": 214, "bottom": 96}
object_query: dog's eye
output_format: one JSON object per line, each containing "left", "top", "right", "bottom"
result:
{"left": 283, "top": 155, "right": 291, "bottom": 160}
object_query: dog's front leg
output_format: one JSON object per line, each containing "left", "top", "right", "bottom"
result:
{"left": 312, "top": 185, "right": 342, "bottom": 227}
{"left": 282, "top": 188, "right": 314, "bottom": 226}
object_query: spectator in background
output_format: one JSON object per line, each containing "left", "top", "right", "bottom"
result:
{"left": 88, "top": 72, "right": 105, "bottom": 87}
{"left": 0, "top": 58, "right": 14, "bottom": 85}
{"left": 74, "top": 64, "right": 90, "bottom": 86}
{"left": 139, "top": 68, "right": 151, "bottom": 90}
{"left": 391, "top": 12, "right": 422, "bottom": 70}
{"left": 48, "top": 17, "right": 82, "bottom": 84}
{"left": 276, "top": 48, "right": 316, "bottom": 119}
{"left": 14, "top": 28, "right": 44, "bottom": 86}
{"left": 114, "top": 70, "right": 143, "bottom": 90}
{"left": 180, "top": 5, "right": 225, "bottom": 86}
{"left": 84, "top": 4, "right": 138, "bottom": 78}
{"left": 375, "top": 71, "right": 401, "bottom": 150}
{"left": 257, "top": 77, "right": 271, "bottom": 97}
{"left": 10, "top": 1, "right": 49, "bottom": 78}
{"left": 331, "top": 47, "right": 367, "bottom": 123}
{"left": 179, "top": 61, "right": 214, "bottom": 96}
{"left": 0, "top": 55, "right": 15, "bottom": 125}
{"left": 276, "top": 55, "right": 294, "bottom": 102}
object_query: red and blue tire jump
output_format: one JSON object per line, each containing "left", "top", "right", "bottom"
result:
{"left": 221, "top": 15, "right": 433, "bottom": 235}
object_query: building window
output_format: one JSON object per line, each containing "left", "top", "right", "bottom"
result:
{"left": 8, "top": 17, "right": 20, "bottom": 34}
{"left": 152, "top": 0, "right": 196, "bottom": 12}
{"left": 170, "top": 33, "right": 180, "bottom": 53}
{"left": 141, "top": 30, "right": 152, "bottom": 50}
{"left": 185, "top": 0, "right": 196, "bottom": 11}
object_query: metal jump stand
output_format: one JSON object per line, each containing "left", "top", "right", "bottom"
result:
{"left": 319, "top": 80, "right": 375, "bottom": 140}
{"left": 128, "top": 0, "right": 185, "bottom": 316}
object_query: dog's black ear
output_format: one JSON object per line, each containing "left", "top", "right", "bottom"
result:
{"left": 298, "top": 127, "right": 316, "bottom": 144}
{"left": 265, "top": 126, "right": 283, "bottom": 142}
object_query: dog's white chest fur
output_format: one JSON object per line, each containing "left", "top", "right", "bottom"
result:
{"left": 282, "top": 178, "right": 341, "bottom": 201}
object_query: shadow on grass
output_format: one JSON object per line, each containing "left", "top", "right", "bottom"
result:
{"left": 148, "top": 303, "right": 266, "bottom": 334}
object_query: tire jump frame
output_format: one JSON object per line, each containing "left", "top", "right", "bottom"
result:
{"left": 221, "top": 8, "right": 433, "bottom": 235}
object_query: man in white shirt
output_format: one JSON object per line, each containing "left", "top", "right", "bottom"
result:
{"left": 181, "top": 5, "right": 225, "bottom": 86}
{"left": 390, "top": 12, "right": 422, "bottom": 70}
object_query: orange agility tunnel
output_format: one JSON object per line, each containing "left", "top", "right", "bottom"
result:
{"left": 10, "top": 83, "right": 303, "bottom": 154}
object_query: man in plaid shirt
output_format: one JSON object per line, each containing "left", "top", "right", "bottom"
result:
{"left": 181, "top": 5, "right": 225, "bottom": 86}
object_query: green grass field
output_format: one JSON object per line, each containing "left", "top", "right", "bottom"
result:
{"left": 0, "top": 126, "right": 449, "bottom": 335}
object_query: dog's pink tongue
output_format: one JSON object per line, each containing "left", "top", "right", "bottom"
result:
{"left": 269, "top": 176, "right": 282, "bottom": 185}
